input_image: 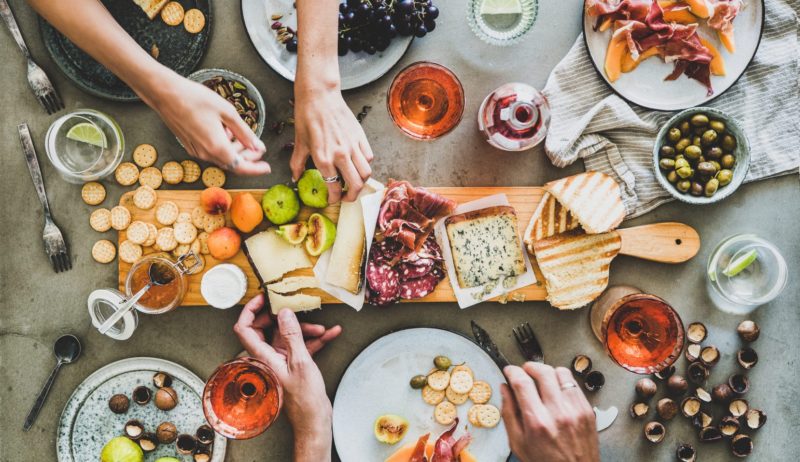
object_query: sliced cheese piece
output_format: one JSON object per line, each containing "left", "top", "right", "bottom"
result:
{"left": 324, "top": 198, "right": 366, "bottom": 294}
{"left": 266, "top": 276, "right": 319, "bottom": 294}
{"left": 244, "top": 229, "right": 312, "bottom": 284}
{"left": 267, "top": 291, "right": 321, "bottom": 315}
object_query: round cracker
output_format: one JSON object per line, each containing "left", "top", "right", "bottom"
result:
{"left": 89, "top": 208, "right": 112, "bottom": 232}
{"left": 92, "top": 240, "right": 116, "bottom": 264}
{"left": 81, "top": 182, "right": 106, "bottom": 205}
{"left": 467, "top": 405, "right": 483, "bottom": 427}
{"left": 161, "top": 161, "right": 184, "bottom": 185}
{"left": 476, "top": 404, "right": 501, "bottom": 428}
{"left": 445, "top": 386, "right": 469, "bottom": 405}
{"left": 183, "top": 8, "right": 206, "bottom": 33}
{"left": 449, "top": 370, "right": 474, "bottom": 395}
{"left": 181, "top": 160, "right": 201, "bottom": 183}
{"left": 202, "top": 213, "right": 225, "bottom": 233}
{"left": 115, "top": 162, "right": 139, "bottom": 186}
{"left": 143, "top": 223, "right": 158, "bottom": 247}
{"left": 201, "top": 166, "right": 226, "bottom": 188}
{"left": 434, "top": 401, "right": 457, "bottom": 426}
{"left": 110, "top": 206, "right": 131, "bottom": 231}
{"left": 132, "top": 144, "right": 158, "bottom": 168}
{"left": 126, "top": 221, "right": 149, "bottom": 245}
{"left": 176, "top": 211, "right": 192, "bottom": 223}
{"left": 173, "top": 240, "right": 200, "bottom": 259}
{"left": 197, "top": 231, "right": 210, "bottom": 254}
{"left": 156, "top": 226, "right": 178, "bottom": 251}
{"left": 160, "top": 1, "right": 184, "bottom": 25}
{"left": 155, "top": 201, "right": 180, "bottom": 225}
{"left": 118, "top": 240, "right": 143, "bottom": 264}
{"left": 421, "top": 385, "right": 445, "bottom": 406}
{"left": 133, "top": 185, "right": 157, "bottom": 210}
{"left": 174, "top": 221, "right": 198, "bottom": 244}
{"left": 139, "top": 166, "right": 163, "bottom": 189}
{"left": 427, "top": 370, "right": 451, "bottom": 392}
{"left": 191, "top": 206, "right": 207, "bottom": 229}
{"left": 452, "top": 364, "right": 474, "bottom": 377}
{"left": 469, "top": 381, "right": 492, "bottom": 404}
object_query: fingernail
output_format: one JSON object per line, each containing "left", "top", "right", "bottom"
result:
{"left": 256, "top": 139, "right": 266, "bottom": 152}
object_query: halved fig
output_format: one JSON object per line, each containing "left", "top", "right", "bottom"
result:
{"left": 276, "top": 222, "right": 308, "bottom": 245}
{"left": 374, "top": 414, "right": 409, "bottom": 445}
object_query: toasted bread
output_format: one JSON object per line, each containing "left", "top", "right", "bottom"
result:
{"left": 133, "top": 0, "right": 169, "bottom": 20}
{"left": 544, "top": 171, "right": 626, "bottom": 235}
{"left": 523, "top": 192, "right": 581, "bottom": 249}
{"left": 532, "top": 229, "right": 621, "bottom": 310}
{"left": 324, "top": 199, "right": 366, "bottom": 294}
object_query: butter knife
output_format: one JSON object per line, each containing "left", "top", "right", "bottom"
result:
{"left": 470, "top": 321, "right": 510, "bottom": 370}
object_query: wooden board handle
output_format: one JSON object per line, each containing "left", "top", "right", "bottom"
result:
{"left": 617, "top": 222, "right": 700, "bottom": 264}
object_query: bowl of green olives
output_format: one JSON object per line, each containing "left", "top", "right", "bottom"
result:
{"left": 654, "top": 107, "right": 750, "bottom": 204}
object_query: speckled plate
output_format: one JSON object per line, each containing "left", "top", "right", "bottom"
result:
{"left": 39, "top": 0, "right": 212, "bottom": 101}
{"left": 241, "top": 0, "right": 413, "bottom": 90}
{"left": 332, "top": 328, "right": 511, "bottom": 462}
{"left": 57, "top": 357, "right": 226, "bottom": 462}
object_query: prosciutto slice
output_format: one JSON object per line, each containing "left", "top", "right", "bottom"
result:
{"left": 409, "top": 433, "right": 430, "bottom": 462}
{"left": 585, "top": 0, "right": 650, "bottom": 29}
{"left": 431, "top": 419, "right": 473, "bottom": 462}
{"left": 707, "top": 0, "right": 740, "bottom": 34}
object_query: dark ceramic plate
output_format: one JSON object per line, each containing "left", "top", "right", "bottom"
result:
{"left": 39, "top": 0, "right": 212, "bottom": 101}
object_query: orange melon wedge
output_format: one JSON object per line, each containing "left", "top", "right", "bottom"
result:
{"left": 384, "top": 442, "right": 477, "bottom": 462}
{"left": 604, "top": 35, "right": 628, "bottom": 82}
{"left": 598, "top": 17, "right": 614, "bottom": 32}
{"left": 621, "top": 47, "right": 661, "bottom": 73}
{"left": 683, "top": 0, "right": 711, "bottom": 18}
{"left": 700, "top": 38, "right": 726, "bottom": 76}
{"left": 718, "top": 29, "right": 736, "bottom": 53}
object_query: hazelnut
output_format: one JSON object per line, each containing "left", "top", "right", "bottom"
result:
{"left": 728, "top": 374, "right": 750, "bottom": 395}
{"left": 153, "top": 371, "right": 173, "bottom": 388}
{"left": 656, "top": 398, "right": 678, "bottom": 420}
{"left": 698, "top": 426, "right": 722, "bottom": 442}
{"left": 571, "top": 355, "right": 592, "bottom": 377}
{"left": 729, "top": 398, "right": 749, "bottom": 418}
{"left": 644, "top": 421, "right": 666, "bottom": 444}
{"left": 108, "top": 394, "right": 129, "bottom": 414}
{"left": 744, "top": 408, "right": 767, "bottom": 430}
{"left": 687, "top": 362, "right": 709, "bottom": 384}
{"left": 676, "top": 443, "right": 697, "bottom": 462}
{"left": 635, "top": 378, "right": 658, "bottom": 400}
{"left": 653, "top": 365, "right": 676, "bottom": 381}
{"left": 736, "top": 320, "right": 760, "bottom": 342}
{"left": 193, "top": 448, "right": 212, "bottom": 462}
{"left": 731, "top": 434, "right": 753, "bottom": 457}
{"left": 692, "top": 410, "right": 713, "bottom": 429}
{"left": 666, "top": 375, "right": 688, "bottom": 396}
{"left": 583, "top": 371, "right": 605, "bottom": 392}
{"left": 176, "top": 434, "right": 198, "bottom": 455}
{"left": 630, "top": 402, "right": 649, "bottom": 419}
{"left": 195, "top": 424, "right": 215, "bottom": 445}
{"left": 699, "top": 345, "right": 720, "bottom": 366}
{"left": 154, "top": 386, "right": 179, "bottom": 411}
{"left": 712, "top": 383, "right": 734, "bottom": 403}
{"left": 124, "top": 419, "right": 145, "bottom": 440}
{"left": 138, "top": 432, "right": 158, "bottom": 452}
{"left": 686, "top": 322, "right": 707, "bottom": 344}
{"left": 132, "top": 386, "right": 152, "bottom": 405}
{"left": 719, "top": 415, "right": 740, "bottom": 437}
{"left": 156, "top": 421, "right": 178, "bottom": 444}
{"left": 680, "top": 397, "right": 702, "bottom": 418}
{"left": 695, "top": 387, "right": 712, "bottom": 403}
{"left": 685, "top": 343, "right": 702, "bottom": 362}
{"left": 737, "top": 347, "right": 758, "bottom": 370}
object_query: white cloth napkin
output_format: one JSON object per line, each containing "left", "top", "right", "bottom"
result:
{"left": 542, "top": 0, "right": 800, "bottom": 218}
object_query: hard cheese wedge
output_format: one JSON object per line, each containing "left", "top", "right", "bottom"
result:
{"left": 244, "top": 229, "right": 312, "bottom": 284}
{"left": 324, "top": 198, "right": 366, "bottom": 294}
{"left": 266, "top": 276, "right": 321, "bottom": 314}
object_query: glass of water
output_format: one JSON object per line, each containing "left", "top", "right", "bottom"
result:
{"left": 707, "top": 234, "right": 788, "bottom": 314}
{"left": 467, "top": 0, "right": 538, "bottom": 46}
{"left": 45, "top": 109, "right": 124, "bottom": 184}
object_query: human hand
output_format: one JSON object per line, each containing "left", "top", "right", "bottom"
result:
{"left": 501, "top": 363, "right": 600, "bottom": 462}
{"left": 145, "top": 73, "right": 270, "bottom": 175}
{"left": 290, "top": 83, "right": 374, "bottom": 203}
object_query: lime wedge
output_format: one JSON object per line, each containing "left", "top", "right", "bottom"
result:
{"left": 66, "top": 122, "right": 107, "bottom": 148}
{"left": 722, "top": 249, "right": 758, "bottom": 277}
{"left": 480, "top": 0, "right": 522, "bottom": 15}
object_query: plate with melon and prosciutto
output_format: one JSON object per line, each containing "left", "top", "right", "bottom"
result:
{"left": 583, "top": 0, "right": 764, "bottom": 111}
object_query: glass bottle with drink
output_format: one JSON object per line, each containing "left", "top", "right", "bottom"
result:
{"left": 478, "top": 82, "right": 550, "bottom": 151}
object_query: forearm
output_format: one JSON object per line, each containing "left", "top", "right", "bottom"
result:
{"left": 294, "top": 0, "right": 340, "bottom": 93}
{"left": 292, "top": 411, "right": 333, "bottom": 462}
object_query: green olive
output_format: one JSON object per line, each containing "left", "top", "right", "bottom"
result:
{"left": 675, "top": 138, "right": 691, "bottom": 153}
{"left": 433, "top": 355, "right": 452, "bottom": 371}
{"left": 679, "top": 121, "right": 691, "bottom": 136}
{"left": 684, "top": 145, "right": 702, "bottom": 161}
{"left": 660, "top": 145, "right": 676, "bottom": 158}
{"left": 721, "top": 134, "right": 737, "bottom": 151}
{"left": 659, "top": 158, "right": 676, "bottom": 170}
{"left": 694, "top": 126, "right": 706, "bottom": 136}
{"left": 706, "top": 146, "right": 723, "bottom": 160}
{"left": 690, "top": 182, "right": 704, "bottom": 196}
{"left": 676, "top": 179, "right": 691, "bottom": 193}
{"left": 697, "top": 162, "right": 717, "bottom": 176}
{"left": 676, "top": 166, "right": 694, "bottom": 179}
{"left": 704, "top": 178, "right": 720, "bottom": 197}
{"left": 667, "top": 128, "right": 682, "bottom": 143}
{"left": 710, "top": 160, "right": 722, "bottom": 172}
{"left": 691, "top": 114, "right": 710, "bottom": 127}
{"left": 410, "top": 375, "right": 428, "bottom": 389}
{"left": 674, "top": 154, "right": 685, "bottom": 162}
{"left": 709, "top": 120, "right": 726, "bottom": 133}
{"left": 701, "top": 130, "right": 718, "bottom": 146}
{"left": 721, "top": 154, "right": 736, "bottom": 169}
{"left": 717, "top": 169, "right": 734, "bottom": 186}
{"left": 666, "top": 170, "right": 679, "bottom": 184}
{"left": 697, "top": 155, "right": 706, "bottom": 164}
{"left": 692, "top": 136, "right": 702, "bottom": 147}
{"left": 675, "top": 158, "right": 690, "bottom": 170}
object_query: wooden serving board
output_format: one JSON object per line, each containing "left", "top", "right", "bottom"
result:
{"left": 118, "top": 187, "right": 548, "bottom": 306}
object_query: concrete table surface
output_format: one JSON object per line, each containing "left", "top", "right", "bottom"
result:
{"left": 1, "top": 0, "right": 798, "bottom": 461}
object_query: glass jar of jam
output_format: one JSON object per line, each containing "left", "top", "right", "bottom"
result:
{"left": 125, "top": 252, "right": 199, "bottom": 314}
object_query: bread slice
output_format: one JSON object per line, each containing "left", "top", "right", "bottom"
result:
{"left": 445, "top": 206, "right": 526, "bottom": 289}
{"left": 266, "top": 292, "right": 321, "bottom": 315}
{"left": 532, "top": 229, "right": 621, "bottom": 310}
{"left": 544, "top": 171, "right": 626, "bottom": 234}
{"left": 523, "top": 192, "right": 581, "bottom": 250}
{"left": 133, "top": 0, "right": 169, "bottom": 20}
{"left": 324, "top": 199, "right": 365, "bottom": 294}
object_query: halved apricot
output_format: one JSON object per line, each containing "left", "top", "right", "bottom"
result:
{"left": 700, "top": 37, "right": 727, "bottom": 76}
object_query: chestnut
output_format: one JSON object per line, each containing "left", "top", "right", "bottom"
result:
{"left": 156, "top": 421, "right": 178, "bottom": 444}
{"left": 132, "top": 386, "right": 152, "bottom": 405}
{"left": 729, "top": 398, "right": 749, "bottom": 418}
{"left": 635, "top": 378, "right": 658, "bottom": 400}
{"left": 630, "top": 402, "right": 649, "bottom": 419}
{"left": 138, "top": 432, "right": 158, "bottom": 452}
{"left": 685, "top": 343, "right": 701, "bottom": 363}
{"left": 698, "top": 426, "right": 722, "bottom": 442}
{"left": 153, "top": 371, "right": 173, "bottom": 388}
{"left": 656, "top": 398, "right": 678, "bottom": 420}
{"left": 666, "top": 375, "right": 688, "bottom": 396}
{"left": 176, "top": 434, "right": 198, "bottom": 455}
{"left": 154, "top": 386, "right": 179, "bottom": 411}
{"left": 195, "top": 424, "right": 215, "bottom": 445}
{"left": 712, "top": 383, "right": 734, "bottom": 403}
{"left": 653, "top": 365, "right": 676, "bottom": 381}
{"left": 744, "top": 408, "right": 767, "bottom": 430}
{"left": 571, "top": 355, "right": 592, "bottom": 377}
{"left": 680, "top": 397, "right": 702, "bottom": 418}
{"left": 736, "top": 320, "right": 760, "bottom": 342}
{"left": 686, "top": 322, "right": 707, "bottom": 344}
{"left": 719, "top": 415, "right": 740, "bottom": 437}
{"left": 124, "top": 419, "right": 145, "bottom": 440}
{"left": 644, "top": 421, "right": 666, "bottom": 444}
{"left": 695, "top": 387, "right": 712, "bottom": 404}
{"left": 193, "top": 447, "right": 212, "bottom": 462}
{"left": 731, "top": 434, "right": 753, "bottom": 457}
{"left": 737, "top": 347, "right": 758, "bottom": 370}
{"left": 108, "top": 394, "right": 129, "bottom": 414}
{"left": 728, "top": 374, "right": 750, "bottom": 395}
{"left": 692, "top": 410, "right": 713, "bottom": 429}
{"left": 687, "top": 362, "right": 709, "bottom": 384}
{"left": 583, "top": 371, "right": 605, "bottom": 392}
{"left": 699, "top": 345, "right": 720, "bottom": 366}
{"left": 676, "top": 443, "right": 697, "bottom": 462}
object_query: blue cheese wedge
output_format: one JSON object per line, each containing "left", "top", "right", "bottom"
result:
{"left": 445, "top": 206, "right": 526, "bottom": 289}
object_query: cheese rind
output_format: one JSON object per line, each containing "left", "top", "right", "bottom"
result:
{"left": 244, "top": 229, "right": 312, "bottom": 284}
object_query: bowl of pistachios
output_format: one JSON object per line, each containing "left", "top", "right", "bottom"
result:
{"left": 188, "top": 68, "right": 265, "bottom": 139}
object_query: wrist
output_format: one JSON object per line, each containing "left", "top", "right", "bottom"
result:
{"left": 291, "top": 409, "right": 332, "bottom": 462}
{"left": 131, "top": 64, "right": 183, "bottom": 110}
{"left": 295, "top": 71, "right": 340, "bottom": 98}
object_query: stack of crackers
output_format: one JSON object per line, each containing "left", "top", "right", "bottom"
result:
{"left": 420, "top": 363, "right": 501, "bottom": 429}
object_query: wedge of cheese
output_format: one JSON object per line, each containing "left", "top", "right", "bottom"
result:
{"left": 544, "top": 171, "right": 626, "bottom": 235}
{"left": 133, "top": 0, "right": 169, "bottom": 20}
{"left": 267, "top": 276, "right": 319, "bottom": 294}
{"left": 266, "top": 276, "right": 321, "bottom": 314}
{"left": 324, "top": 198, "right": 365, "bottom": 294}
{"left": 244, "top": 229, "right": 312, "bottom": 284}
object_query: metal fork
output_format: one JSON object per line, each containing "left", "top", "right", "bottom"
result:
{"left": 1, "top": 0, "right": 64, "bottom": 114}
{"left": 18, "top": 124, "right": 71, "bottom": 273}
{"left": 513, "top": 322, "right": 544, "bottom": 363}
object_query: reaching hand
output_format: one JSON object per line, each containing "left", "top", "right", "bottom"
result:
{"left": 290, "top": 85, "right": 374, "bottom": 203}
{"left": 501, "top": 363, "right": 600, "bottom": 462}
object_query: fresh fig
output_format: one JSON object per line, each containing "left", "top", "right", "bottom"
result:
{"left": 374, "top": 414, "right": 409, "bottom": 445}
{"left": 305, "top": 213, "right": 337, "bottom": 256}
{"left": 276, "top": 222, "right": 308, "bottom": 245}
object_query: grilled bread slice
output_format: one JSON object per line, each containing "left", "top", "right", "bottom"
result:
{"left": 133, "top": 0, "right": 170, "bottom": 20}
{"left": 532, "top": 229, "right": 621, "bottom": 310}
{"left": 544, "top": 171, "right": 626, "bottom": 235}
{"left": 324, "top": 199, "right": 365, "bottom": 294}
{"left": 523, "top": 192, "right": 581, "bottom": 251}
{"left": 445, "top": 205, "right": 526, "bottom": 289}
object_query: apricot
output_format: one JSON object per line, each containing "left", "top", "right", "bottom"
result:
{"left": 684, "top": 0, "right": 710, "bottom": 18}
{"left": 604, "top": 34, "right": 628, "bottom": 82}
{"left": 384, "top": 442, "right": 476, "bottom": 462}
{"left": 621, "top": 47, "right": 661, "bottom": 73}
{"left": 207, "top": 227, "right": 241, "bottom": 260}
{"left": 230, "top": 193, "right": 263, "bottom": 233}
{"left": 718, "top": 29, "right": 736, "bottom": 53}
{"left": 700, "top": 37, "right": 726, "bottom": 76}
{"left": 200, "top": 187, "right": 232, "bottom": 215}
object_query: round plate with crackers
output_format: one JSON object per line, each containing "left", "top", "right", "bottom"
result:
{"left": 332, "top": 328, "right": 510, "bottom": 462}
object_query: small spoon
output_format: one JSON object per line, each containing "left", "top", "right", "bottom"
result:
{"left": 23, "top": 334, "right": 82, "bottom": 431}
{"left": 98, "top": 262, "right": 175, "bottom": 335}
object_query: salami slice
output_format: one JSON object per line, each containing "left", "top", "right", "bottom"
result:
{"left": 399, "top": 271, "right": 442, "bottom": 300}
{"left": 366, "top": 259, "right": 400, "bottom": 298}
{"left": 366, "top": 286, "right": 399, "bottom": 307}
{"left": 397, "top": 259, "right": 435, "bottom": 281}
{"left": 370, "top": 239, "right": 403, "bottom": 264}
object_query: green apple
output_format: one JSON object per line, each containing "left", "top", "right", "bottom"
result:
{"left": 261, "top": 184, "right": 300, "bottom": 225}
{"left": 276, "top": 222, "right": 308, "bottom": 245}
{"left": 100, "top": 437, "right": 143, "bottom": 462}
{"left": 297, "top": 169, "right": 329, "bottom": 208}
{"left": 305, "top": 213, "right": 337, "bottom": 256}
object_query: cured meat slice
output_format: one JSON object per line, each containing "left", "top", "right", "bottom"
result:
{"left": 431, "top": 418, "right": 472, "bottom": 462}
{"left": 399, "top": 271, "right": 441, "bottom": 300}
{"left": 371, "top": 239, "right": 403, "bottom": 264}
{"left": 366, "top": 259, "right": 400, "bottom": 299}
{"left": 397, "top": 259, "right": 435, "bottom": 281}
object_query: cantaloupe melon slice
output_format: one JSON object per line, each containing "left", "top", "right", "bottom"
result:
{"left": 683, "top": 0, "right": 711, "bottom": 18}
{"left": 384, "top": 442, "right": 477, "bottom": 462}
{"left": 658, "top": 0, "right": 698, "bottom": 24}
{"left": 621, "top": 47, "right": 661, "bottom": 73}
{"left": 604, "top": 35, "right": 628, "bottom": 82}
{"left": 718, "top": 29, "right": 736, "bottom": 53}
{"left": 598, "top": 17, "right": 614, "bottom": 32}
{"left": 700, "top": 38, "right": 726, "bottom": 76}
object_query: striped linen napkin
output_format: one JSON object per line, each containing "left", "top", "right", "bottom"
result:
{"left": 542, "top": 0, "right": 800, "bottom": 218}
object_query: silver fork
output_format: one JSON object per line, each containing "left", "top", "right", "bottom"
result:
{"left": 1, "top": 0, "right": 64, "bottom": 114}
{"left": 18, "top": 124, "right": 71, "bottom": 273}
{"left": 513, "top": 322, "right": 544, "bottom": 363}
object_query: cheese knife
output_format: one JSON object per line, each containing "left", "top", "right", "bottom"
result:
{"left": 470, "top": 321, "right": 510, "bottom": 370}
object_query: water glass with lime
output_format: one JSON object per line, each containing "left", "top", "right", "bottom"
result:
{"left": 467, "top": 0, "right": 538, "bottom": 46}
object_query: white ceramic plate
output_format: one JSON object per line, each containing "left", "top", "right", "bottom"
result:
{"left": 333, "top": 328, "right": 511, "bottom": 462}
{"left": 57, "top": 357, "right": 226, "bottom": 462}
{"left": 583, "top": 0, "right": 764, "bottom": 111}
{"left": 241, "top": 0, "right": 413, "bottom": 90}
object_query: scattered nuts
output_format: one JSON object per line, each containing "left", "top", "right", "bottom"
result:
{"left": 719, "top": 415, "right": 740, "bottom": 437}
{"left": 729, "top": 398, "right": 749, "bottom": 417}
{"left": 680, "top": 397, "right": 702, "bottom": 418}
{"left": 635, "top": 378, "right": 658, "bottom": 400}
{"left": 698, "top": 426, "right": 723, "bottom": 442}
{"left": 657, "top": 398, "right": 679, "bottom": 420}
{"left": 676, "top": 443, "right": 697, "bottom": 462}
{"left": 695, "top": 387, "right": 712, "bottom": 404}
{"left": 687, "top": 362, "right": 709, "bottom": 384}
{"left": 685, "top": 343, "right": 702, "bottom": 362}
{"left": 176, "top": 434, "right": 198, "bottom": 455}
{"left": 728, "top": 374, "right": 750, "bottom": 395}
{"left": 686, "top": 322, "right": 707, "bottom": 343}
{"left": 132, "top": 386, "right": 152, "bottom": 405}
{"left": 157, "top": 421, "right": 178, "bottom": 444}
{"left": 202, "top": 76, "right": 260, "bottom": 134}
{"left": 153, "top": 371, "right": 173, "bottom": 388}
{"left": 195, "top": 424, "right": 215, "bottom": 445}
{"left": 744, "top": 408, "right": 767, "bottom": 430}
{"left": 154, "top": 386, "right": 179, "bottom": 411}
{"left": 737, "top": 347, "right": 758, "bottom": 370}
{"left": 731, "top": 434, "right": 753, "bottom": 457}
{"left": 699, "top": 345, "right": 720, "bottom": 366}
{"left": 692, "top": 410, "right": 713, "bottom": 429}
{"left": 654, "top": 365, "right": 676, "bottom": 381}
{"left": 138, "top": 432, "right": 158, "bottom": 452}
{"left": 193, "top": 447, "right": 212, "bottom": 462}
{"left": 711, "top": 383, "right": 734, "bottom": 403}
{"left": 630, "top": 402, "right": 650, "bottom": 419}
{"left": 736, "top": 320, "right": 760, "bottom": 342}
{"left": 644, "top": 421, "right": 666, "bottom": 444}
{"left": 583, "top": 371, "right": 605, "bottom": 392}
{"left": 666, "top": 375, "right": 689, "bottom": 396}
{"left": 108, "top": 394, "right": 130, "bottom": 414}
{"left": 124, "top": 419, "right": 145, "bottom": 440}
{"left": 571, "top": 355, "right": 592, "bottom": 377}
